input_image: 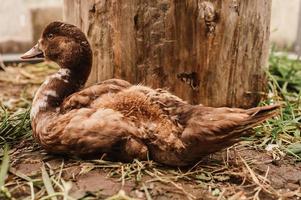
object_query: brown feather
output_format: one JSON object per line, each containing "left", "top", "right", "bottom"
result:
{"left": 26, "top": 22, "right": 280, "bottom": 166}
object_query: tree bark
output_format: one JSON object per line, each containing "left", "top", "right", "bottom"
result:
{"left": 63, "top": 0, "right": 272, "bottom": 108}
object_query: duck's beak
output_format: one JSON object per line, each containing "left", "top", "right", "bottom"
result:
{"left": 21, "top": 43, "right": 44, "bottom": 59}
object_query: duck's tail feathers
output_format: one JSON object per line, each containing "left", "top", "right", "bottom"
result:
{"left": 233, "top": 104, "right": 281, "bottom": 135}
{"left": 181, "top": 104, "right": 281, "bottom": 155}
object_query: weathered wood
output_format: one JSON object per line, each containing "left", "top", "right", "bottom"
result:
{"left": 63, "top": 0, "right": 272, "bottom": 108}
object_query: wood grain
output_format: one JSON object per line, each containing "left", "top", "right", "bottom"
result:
{"left": 63, "top": 0, "right": 272, "bottom": 108}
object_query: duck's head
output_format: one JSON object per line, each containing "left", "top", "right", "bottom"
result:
{"left": 21, "top": 21, "right": 92, "bottom": 70}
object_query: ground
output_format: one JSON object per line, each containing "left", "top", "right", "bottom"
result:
{"left": 0, "top": 56, "right": 301, "bottom": 200}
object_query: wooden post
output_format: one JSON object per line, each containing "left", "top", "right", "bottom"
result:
{"left": 63, "top": 0, "right": 272, "bottom": 108}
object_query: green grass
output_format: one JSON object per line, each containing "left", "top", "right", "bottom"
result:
{"left": 0, "top": 144, "right": 10, "bottom": 199}
{"left": 0, "top": 106, "right": 31, "bottom": 147}
{"left": 255, "top": 52, "right": 301, "bottom": 158}
{"left": 263, "top": 52, "right": 300, "bottom": 160}
{"left": 269, "top": 52, "right": 301, "bottom": 93}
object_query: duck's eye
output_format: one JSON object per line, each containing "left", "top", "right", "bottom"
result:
{"left": 47, "top": 34, "right": 54, "bottom": 40}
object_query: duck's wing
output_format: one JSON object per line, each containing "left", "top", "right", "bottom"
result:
{"left": 180, "top": 104, "right": 280, "bottom": 161}
{"left": 37, "top": 107, "right": 148, "bottom": 162}
{"left": 61, "top": 79, "right": 131, "bottom": 111}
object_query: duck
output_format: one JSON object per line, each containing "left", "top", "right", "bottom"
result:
{"left": 21, "top": 21, "right": 279, "bottom": 166}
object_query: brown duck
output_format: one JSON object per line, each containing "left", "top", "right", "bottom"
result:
{"left": 21, "top": 21, "right": 279, "bottom": 166}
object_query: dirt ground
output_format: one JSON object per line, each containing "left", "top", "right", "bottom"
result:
{"left": 8, "top": 143, "right": 301, "bottom": 200}
{"left": 1, "top": 64, "right": 301, "bottom": 200}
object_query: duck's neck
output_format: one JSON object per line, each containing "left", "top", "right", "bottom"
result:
{"left": 31, "top": 61, "right": 91, "bottom": 120}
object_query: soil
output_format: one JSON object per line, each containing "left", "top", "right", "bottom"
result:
{"left": 1, "top": 64, "right": 301, "bottom": 200}
{"left": 7, "top": 143, "right": 301, "bottom": 200}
